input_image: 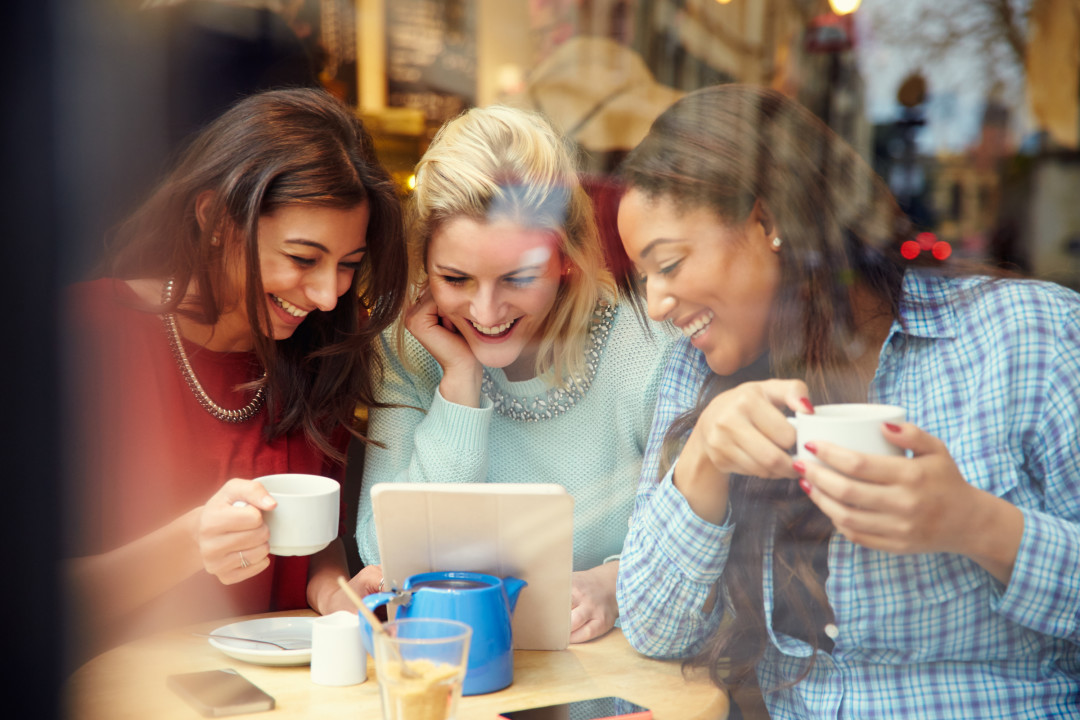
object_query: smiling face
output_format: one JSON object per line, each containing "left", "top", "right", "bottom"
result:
{"left": 618, "top": 189, "right": 780, "bottom": 376}
{"left": 427, "top": 216, "right": 564, "bottom": 379}
{"left": 214, "top": 203, "right": 370, "bottom": 350}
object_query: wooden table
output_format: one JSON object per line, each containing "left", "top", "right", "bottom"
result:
{"left": 65, "top": 611, "right": 728, "bottom": 720}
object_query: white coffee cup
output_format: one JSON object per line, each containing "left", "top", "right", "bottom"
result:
{"left": 790, "top": 403, "right": 906, "bottom": 461}
{"left": 310, "top": 610, "right": 367, "bottom": 687}
{"left": 256, "top": 473, "right": 339, "bottom": 556}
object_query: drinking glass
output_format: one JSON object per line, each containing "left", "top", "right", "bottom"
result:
{"left": 374, "top": 618, "right": 472, "bottom": 720}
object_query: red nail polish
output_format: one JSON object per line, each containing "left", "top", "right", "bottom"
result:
{"left": 792, "top": 460, "right": 806, "bottom": 475}
{"left": 804, "top": 442, "right": 818, "bottom": 455}
{"left": 884, "top": 422, "right": 902, "bottom": 433}
{"left": 799, "top": 478, "right": 812, "bottom": 495}
{"left": 800, "top": 397, "right": 814, "bottom": 413}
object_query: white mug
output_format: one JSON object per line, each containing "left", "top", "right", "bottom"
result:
{"left": 310, "top": 611, "right": 367, "bottom": 687}
{"left": 790, "top": 403, "right": 906, "bottom": 461}
{"left": 256, "top": 473, "right": 339, "bottom": 556}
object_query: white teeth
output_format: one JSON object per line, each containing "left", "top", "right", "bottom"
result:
{"left": 682, "top": 311, "right": 714, "bottom": 339}
{"left": 272, "top": 295, "right": 309, "bottom": 318}
{"left": 470, "top": 319, "right": 515, "bottom": 336}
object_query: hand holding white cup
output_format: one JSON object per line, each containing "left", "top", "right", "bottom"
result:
{"left": 242, "top": 473, "right": 339, "bottom": 556}
{"left": 789, "top": 404, "right": 906, "bottom": 461}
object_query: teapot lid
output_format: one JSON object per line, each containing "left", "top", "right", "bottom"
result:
{"left": 411, "top": 578, "right": 489, "bottom": 590}
{"left": 405, "top": 570, "right": 502, "bottom": 592}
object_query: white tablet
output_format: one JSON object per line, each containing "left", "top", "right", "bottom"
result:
{"left": 371, "top": 482, "right": 574, "bottom": 650}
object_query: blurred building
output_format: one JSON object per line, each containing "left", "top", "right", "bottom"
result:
{"left": 932, "top": 153, "right": 1002, "bottom": 257}
{"left": 358, "top": 0, "right": 873, "bottom": 181}
{"left": 626, "top": 0, "right": 870, "bottom": 158}
{"left": 1026, "top": 153, "right": 1080, "bottom": 289}
{"left": 932, "top": 98, "right": 1014, "bottom": 259}
{"left": 1023, "top": 0, "right": 1080, "bottom": 287}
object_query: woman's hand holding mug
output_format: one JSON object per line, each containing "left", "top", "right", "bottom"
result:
{"left": 197, "top": 479, "right": 276, "bottom": 584}
{"left": 198, "top": 473, "right": 341, "bottom": 585}
{"left": 797, "top": 420, "right": 1023, "bottom": 584}
{"left": 675, "top": 379, "right": 808, "bottom": 524}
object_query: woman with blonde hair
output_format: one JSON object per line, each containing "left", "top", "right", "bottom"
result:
{"left": 356, "top": 105, "right": 674, "bottom": 642}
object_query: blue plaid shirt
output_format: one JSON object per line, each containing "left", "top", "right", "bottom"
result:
{"left": 617, "top": 271, "right": 1080, "bottom": 719}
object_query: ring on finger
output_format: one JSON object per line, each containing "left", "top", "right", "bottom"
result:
{"left": 238, "top": 550, "right": 249, "bottom": 569}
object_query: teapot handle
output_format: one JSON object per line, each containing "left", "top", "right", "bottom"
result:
{"left": 363, "top": 591, "right": 395, "bottom": 614}
{"left": 357, "top": 592, "right": 396, "bottom": 656}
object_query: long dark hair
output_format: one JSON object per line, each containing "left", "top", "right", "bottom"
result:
{"left": 618, "top": 84, "right": 918, "bottom": 690}
{"left": 104, "top": 88, "right": 409, "bottom": 460}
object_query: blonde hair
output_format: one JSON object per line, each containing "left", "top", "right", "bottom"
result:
{"left": 408, "top": 105, "right": 614, "bottom": 383}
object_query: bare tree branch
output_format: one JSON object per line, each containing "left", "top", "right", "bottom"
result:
{"left": 869, "top": 0, "right": 1030, "bottom": 75}
{"left": 866, "top": 0, "right": 1031, "bottom": 101}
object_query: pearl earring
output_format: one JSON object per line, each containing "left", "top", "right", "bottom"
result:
{"left": 210, "top": 235, "right": 220, "bottom": 246}
{"left": 771, "top": 237, "right": 783, "bottom": 250}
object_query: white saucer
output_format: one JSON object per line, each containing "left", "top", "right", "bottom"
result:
{"left": 207, "top": 616, "right": 314, "bottom": 666}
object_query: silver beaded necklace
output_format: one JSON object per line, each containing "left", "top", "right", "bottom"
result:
{"left": 160, "top": 279, "right": 267, "bottom": 423}
{"left": 481, "top": 301, "right": 615, "bottom": 422}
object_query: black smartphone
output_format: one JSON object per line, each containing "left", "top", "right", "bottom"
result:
{"left": 166, "top": 669, "right": 275, "bottom": 717}
{"left": 498, "top": 696, "right": 652, "bottom": 720}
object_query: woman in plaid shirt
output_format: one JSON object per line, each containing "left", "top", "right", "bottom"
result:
{"left": 614, "top": 84, "right": 1080, "bottom": 718}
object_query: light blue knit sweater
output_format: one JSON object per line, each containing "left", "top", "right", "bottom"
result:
{"left": 356, "top": 302, "right": 676, "bottom": 571}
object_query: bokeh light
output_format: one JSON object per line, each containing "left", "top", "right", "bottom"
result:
{"left": 932, "top": 241, "right": 953, "bottom": 261}
{"left": 900, "top": 240, "right": 921, "bottom": 260}
{"left": 828, "top": 0, "right": 862, "bottom": 14}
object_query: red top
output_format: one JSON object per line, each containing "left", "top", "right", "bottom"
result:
{"left": 66, "top": 279, "right": 348, "bottom": 647}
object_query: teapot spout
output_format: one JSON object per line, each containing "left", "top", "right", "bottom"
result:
{"left": 503, "top": 576, "right": 527, "bottom": 613}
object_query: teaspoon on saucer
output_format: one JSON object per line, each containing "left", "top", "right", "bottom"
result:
{"left": 192, "top": 633, "right": 300, "bottom": 650}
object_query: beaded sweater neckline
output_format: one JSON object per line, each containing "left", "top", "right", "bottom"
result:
{"left": 480, "top": 301, "right": 615, "bottom": 422}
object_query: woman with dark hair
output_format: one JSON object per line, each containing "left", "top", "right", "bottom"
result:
{"left": 65, "top": 88, "right": 408, "bottom": 657}
{"left": 615, "top": 84, "right": 1080, "bottom": 717}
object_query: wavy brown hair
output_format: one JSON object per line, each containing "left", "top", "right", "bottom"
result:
{"left": 103, "top": 88, "right": 409, "bottom": 460}
{"left": 617, "top": 84, "right": 920, "bottom": 691}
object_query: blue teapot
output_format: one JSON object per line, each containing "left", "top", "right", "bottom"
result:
{"left": 360, "top": 571, "right": 527, "bottom": 695}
